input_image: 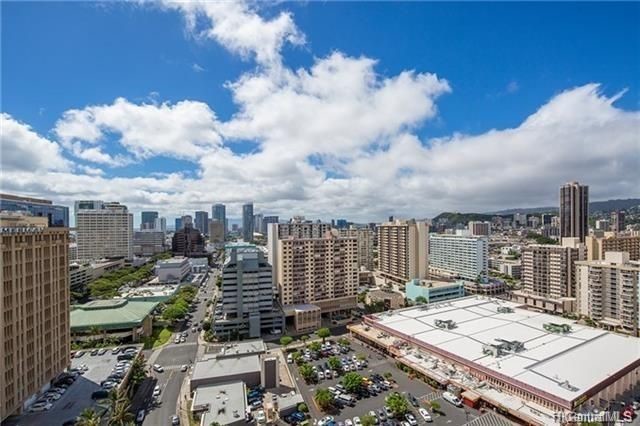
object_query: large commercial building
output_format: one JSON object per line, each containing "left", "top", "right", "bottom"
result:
{"left": 75, "top": 201, "right": 133, "bottom": 261}
{"left": 276, "top": 230, "right": 358, "bottom": 318}
{"left": 140, "top": 211, "right": 158, "bottom": 230}
{"left": 213, "top": 244, "right": 284, "bottom": 338}
{"left": 133, "top": 230, "right": 166, "bottom": 256}
{"left": 208, "top": 220, "right": 225, "bottom": 244}
{"left": 513, "top": 238, "right": 585, "bottom": 314}
{"left": 429, "top": 234, "right": 488, "bottom": 282}
{"left": 351, "top": 297, "right": 640, "bottom": 425}
{"left": 338, "top": 226, "right": 375, "bottom": 271}
{"left": 155, "top": 256, "right": 191, "bottom": 282}
{"left": 242, "top": 203, "right": 254, "bottom": 242}
{"left": 376, "top": 219, "right": 429, "bottom": 287}
{"left": 1, "top": 214, "right": 70, "bottom": 420}
{"left": 211, "top": 203, "right": 227, "bottom": 237}
{"left": 0, "top": 193, "right": 69, "bottom": 228}
{"left": 195, "top": 211, "right": 209, "bottom": 236}
{"left": 560, "top": 181, "right": 589, "bottom": 242}
{"left": 171, "top": 222, "right": 206, "bottom": 257}
{"left": 585, "top": 233, "right": 640, "bottom": 261}
{"left": 576, "top": 252, "right": 640, "bottom": 337}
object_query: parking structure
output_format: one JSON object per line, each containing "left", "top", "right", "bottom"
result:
{"left": 5, "top": 345, "right": 142, "bottom": 426}
{"left": 288, "top": 336, "right": 483, "bottom": 426}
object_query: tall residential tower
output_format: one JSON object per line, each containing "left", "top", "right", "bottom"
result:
{"left": 560, "top": 181, "right": 589, "bottom": 242}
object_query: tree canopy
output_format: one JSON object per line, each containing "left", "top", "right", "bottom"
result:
{"left": 341, "top": 372, "right": 363, "bottom": 393}
{"left": 317, "top": 327, "right": 331, "bottom": 342}
{"left": 314, "top": 388, "right": 333, "bottom": 412}
{"left": 386, "top": 392, "right": 409, "bottom": 418}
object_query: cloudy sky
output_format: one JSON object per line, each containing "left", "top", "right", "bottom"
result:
{"left": 2, "top": 2, "right": 639, "bottom": 226}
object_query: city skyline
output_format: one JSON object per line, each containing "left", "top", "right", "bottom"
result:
{"left": 1, "top": 2, "right": 638, "bottom": 223}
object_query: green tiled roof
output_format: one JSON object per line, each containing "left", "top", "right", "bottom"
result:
{"left": 70, "top": 299, "right": 158, "bottom": 331}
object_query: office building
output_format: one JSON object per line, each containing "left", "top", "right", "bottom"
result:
{"left": 195, "top": 211, "right": 209, "bottom": 236}
{"left": 429, "top": 234, "right": 488, "bottom": 282}
{"left": 338, "top": 226, "right": 375, "bottom": 271}
{"left": 154, "top": 216, "right": 167, "bottom": 233}
{"left": 560, "top": 181, "right": 589, "bottom": 242}
{"left": 133, "top": 230, "right": 166, "bottom": 256}
{"left": 365, "top": 289, "right": 405, "bottom": 310}
{"left": 405, "top": 278, "right": 465, "bottom": 304}
{"left": 182, "top": 214, "right": 193, "bottom": 227}
{"left": 209, "top": 220, "right": 225, "bottom": 244}
{"left": 253, "top": 213, "right": 263, "bottom": 235}
{"left": 376, "top": 219, "right": 429, "bottom": 287}
{"left": 261, "top": 215, "right": 279, "bottom": 235}
{"left": 513, "top": 213, "right": 527, "bottom": 227}
{"left": 171, "top": 222, "right": 206, "bottom": 257}
{"left": 1, "top": 213, "right": 70, "bottom": 420}
{"left": 242, "top": 203, "right": 254, "bottom": 241}
{"left": 513, "top": 238, "right": 585, "bottom": 314}
{"left": 586, "top": 233, "right": 640, "bottom": 261}
{"left": 610, "top": 211, "right": 626, "bottom": 233}
{"left": 0, "top": 193, "right": 69, "bottom": 227}
{"left": 335, "top": 219, "right": 348, "bottom": 229}
{"left": 213, "top": 244, "right": 284, "bottom": 338}
{"left": 155, "top": 256, "right": 191, "bottom": 282}
{"left": 528, "top": 216, "right": 540, "bottom": 229}
{"left": 174, "top": 217, "right": 183, "bottom": 231}
{"left": 70, "top": 258, "right": 125, "bottom": 295}
{"left": 75, "top": 201, "right": 133, "bottom": 261}
{"left": 576, "top": 252, "right": 640, "bottom": 337}
{"left": 212, "top": 203, "right": 227, "bottom": 237}
{"left": 541, "top": 214, "right": 552, "bottom": 225}
{"left": 468, "top": 221, "right": 490, "bottom": 236}
{"left": 595, "top": 219, "right": 610, "bottom": 230}
{"left": 277, "top": 230, "right": 358, "bottom": 318}
{"left": 140, "top": 211, "right": 158, "bottom": 230}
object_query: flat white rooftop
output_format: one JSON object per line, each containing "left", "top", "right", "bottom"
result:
{"left": 369, "top": 296, "right": 640, "bottom": 404}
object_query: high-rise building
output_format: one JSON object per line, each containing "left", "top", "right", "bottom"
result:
{"left": 181, "top": 215, "right": 193, "bottom": 228}
{"left": 429, "top": 234, "right": 488, "bottom": 282}
{"left": 595, "top": 219, "right": 611, "bottom": 231}
{"left": 560, "top": 181, "right": 589, "bottom": 242}
{"left": 75, "top": 201, "right": 133, "bottom": 260}
{"left": 610, "top": 211, "right": 626, "bottom": 233}
{"left": 171, "top": 222, "right": 206, "bottom": 257}
{"left": 576, "top": 252, "right": 640, "bottom": 337}
{"left": 195, "top": 211, "right": 209, "bottom": 236}
{"left": 338, "top": 226, "right": 375, "bottom": 271}
{"left": 541, "top": 214, "right": 552, "bottom": 225}
{"left": 335, "top": 219, "right": 348, "bottom": 229}
{"left": 376, "top": 219, "right": 429, "bottom": 287}
{"left": 133, "top": 230, "right": 166, "bottom": 256}
{"left": 468, "top": 221, "right": 490, "bottom": 236}
{"left": 585, "top": 234, "right": 640, "bottom": 261}
{"left": 208, "top": 220, "right": 225, "bottom": 244}
{"left": 213, "top": 244, "right": 284, "bottom": 338}
{"left": 174, "top": 217, "right": 183, "bottom": 232}
{"left": 0, "top": 193, "right": 69, "bottom": 227}
{"left": 242, "top": 203, "right": 254, "bottom": 241}
{"left": 513, "top": 237, "right": 586, "bottom": 314}
{"left": 261, "top": 215, "right": 279, "bottom": 235}
{"left": 513, "top": 213, "right": 527, "bottom": 227}
{"left": 154, "top": 217, "right": 167, "bottom": 233}
{"left": 276, "top": 230, "right": 358, "bottom": 314}
{"left": 211, "top": 204, "right": 227, "bottom": 237}
{"left": 253, "top": 213, "right": 263, "bottom": 235}
{"left": 141, "top": 211, "right": 158, "bottom": 230}
{"left": 1, "top": 213, "right": 70, "bottom": 420}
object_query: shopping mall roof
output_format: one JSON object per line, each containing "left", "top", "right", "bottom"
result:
{"left": 70, "top": 299, "right": 158, "bottom": 331}
{"left": 368, "top": 296, "right": 640, "bottom": 405}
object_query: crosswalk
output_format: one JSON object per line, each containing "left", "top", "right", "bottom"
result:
{"left": 462, "top": 412, "right": 516, "bottom": 426}
{"left": 419, "top": 390, "right": 443, "bottom": 402}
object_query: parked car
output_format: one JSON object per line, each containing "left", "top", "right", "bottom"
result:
{"left": 136, "top": 409, "right": 145, "bottom": 423}
{"left": 181, "top": 364, "right": 189, "bottom": 372}
{"left": 367, "top": 411, "right": 379, "bottom": 424}
{"left": 74, "top": 351, "right": 85, "bottom": 358}
{"left": 91, "top": 390, "right": 109, "bottom": 400}
{"left": 404, "top": 413, "right": 418, "bottom": 426}
{"left": 98, "top": 348, "right": 108, "bottom": 355}
{"left": 352, "top": 417, "right": 362, "bottom": 426}
{"left": 152, "top": 364, "right": 164, "bottom": 373}
{"left": 153, "top": 385, "right": 161, "bottom": 397}
{"left": 171, "top": 415, "right": 180, "bottom": 425}
{"left": 29, "top": 402, "right": 52, "bottom": 412}
{"left": 111, "top": 347, "right": 121, "bottom": 355}
{"left": 443, "top": 391, "right": 462, "bottom": 407}
{"left": 90, "top": 349, "right": 99, "bottom": 356}
{"left": 418, "top": 408, "right": 432, "bottom": 422}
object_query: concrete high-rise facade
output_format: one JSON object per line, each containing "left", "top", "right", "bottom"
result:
{"left": 513, "top": 238, "right": 586, "bottom": 314}
{"left": 140, "top": 211, "right": 158, "bottom": 230}
{"left": 585, "top": 234, "right": 640, "bottom": 261}
{"left": 276, "top": 230, "right": 358, "bottom": 313}
{"left": 0, "top": 193, "right": 69, "bottom": 228}
{"left": 338, "top": 226, "right": 375, "bottom": 271}
{"left": 242, "top": 203, "right": 254, "bottom": 241}
{"left": 261, "top": 215, "right": 279, "bottom": 235}
{"left": 253, "top": 213, "right": 263, "bottom": 235}
{"left": 174, "top": 217, "right": 183, "bottom": 232}
{"left": 211, "top": 204, "right": 227, "bottom": 237}
{"left": 560, "top": 181, "right": 589, "bottom": 242}
{"left": 468, "top": 221, "right": 490, "bottom": 236}
{"left": 208, "top": 220, "right": 225, "bottom": 244}
{"left": 429, "top": 234, "right": 488, "bottom": 282}
{"left": 154, "top": 217, "right": 167, "bottom": 233}
{"left": 213, "top": 244, "right": 284, "bottom": 338}
{"left": 133, "top": 230, "right": 166, "bottom": 256}
{"left": 576, "top": 252, "right": 640, "bottom": 336}
{"left": 610, "top": 211, "right": 626, "bottom": 233}
{"left": 171, "top": 222, "right": 206, "bottom": 257}
{"left": 195, "top": 211, "right": 209, "bottom": 236}
{"left": 376, "top": 219, "right": 429, "bottom": 287}
{"left": 76, "top": 201, "right": 133, "bottom": 261}
{"left": 1, "top": 213, "right": 70, "bottom": 420}
{"left": 181, "top": 215, "right": 193, "bottom": 228}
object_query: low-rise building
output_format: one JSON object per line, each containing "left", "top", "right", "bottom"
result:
{"left": 155, "top": 256, "right": 191, "bottom": 282}
{"left": 283, "top": 304, "right": 321, "bottom": 333}
{"left": 365, "top": 289, "right": 405, "bottom": 310}
{"left": 70, "top": 258, "right": 126, "bottom": 294}
{"left": 405, "top": 279, "right": 465, "bottom": 304}
{"left": 191, "top": 381, "right": 248, "bottom": 426}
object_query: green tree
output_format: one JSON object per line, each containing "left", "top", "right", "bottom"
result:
{"left": 292, "top": 351, "right": 303, "bottom": 365}
{"left": 383, "top": 372, "right": 393, "bottom": 381}
{"left": 386, "top": 392, "right": 409, "bottom": 418}
{"left": 317, "top": 327, "right": 331, "bottom": 343}
{"left": 338, "top": 337, "right": 350, "bottom": 347}
{"left": 76, "top": 408, "right": 101, "bottom": 426}
{"left": 327, "top": 356, "right": 342, "bottom": 371}
{"left": 429, "top": 400, "right": 441, "bottom": 413}
{"left": 297, "top": 403, "right": 308, "bottom": 413}
{"left": 361, "top": 414, "right": 377, "bottom": 426}
{"left": 280, "top": 336, "right": 293, "bottom": 347}
{"left": 309, "top": 341, "right": 322, "bottom": 352}
{"left": 202, "top": 319, "right": 212, "bottom": 331}
{"left": 299, "top": 363, "right": 316, "bottom": 383}
{"left": 108, "top": 399, "right": 134, "bottom": 426}
{"left": 314, "top": 388, "right": 333, "bottom": 412}
{"left": 342, "top": 372, "right": 363, "bottom": 393}
{"left": 162, "top": 304, "right": 187, "bottom": 322}
{"left": 356, "top": 353, "right": 367, "bottom": 361}
{"left": 414, "top": 296, "right": 427, "bottom": 305}
{"left": 129, "top": 354, "right": 147, "bottom": 388}
{"left": 300, "top": 335, "right": 309, "bottom": 346}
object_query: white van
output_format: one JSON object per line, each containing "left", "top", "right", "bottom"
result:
{"left": 338, "top": 394, "right": 355, "bottom": 406}
{"left": 442, "top": 391, "right": 462, "bottom": 407}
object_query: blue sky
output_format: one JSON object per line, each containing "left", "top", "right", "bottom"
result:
{"left": 2, "top": 1, "right": 639, "bottom": 224}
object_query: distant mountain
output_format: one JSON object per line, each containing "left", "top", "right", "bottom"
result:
{"left": 486, "top": 199, "right": 640, "bottom": 215}
{"left": 486, "top": 207, "right": 558, "bottom": 215}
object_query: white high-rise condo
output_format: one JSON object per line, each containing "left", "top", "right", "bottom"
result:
{"left": 75, "top": 201, "right": 133, "bottom": 261}
{"left": 429, "top": 233, "right": 489, "bottom": 282}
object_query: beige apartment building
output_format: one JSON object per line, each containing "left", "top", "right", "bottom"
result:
{"left": 76, "top": 201, "right": 133, "bottom": 261}
{"left": 513, "top": 237, "right": 585, "bottom": 314}
{"left": 338, "top": 226, "right": 375, "bottom": 271}
{"left": 576, "top": 251, "right": 640, "bottom": 337}
{"left": 276, "top": 230, "right": 358, "bottom": 316}
{"left": 376, "top": 219, "right": 429, "bottom": 287}
{"left": 1, "top": 214, "right": 70, "bottom": 420}
{"left": 586, "top": 233, "right": 640, "bottom": 261}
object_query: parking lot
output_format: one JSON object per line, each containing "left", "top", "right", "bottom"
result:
{"left": 288, "top": 335, "right": 482, "bottom": 426}
{"left": 5, "top": 345, "right": 142, "bottom": 426}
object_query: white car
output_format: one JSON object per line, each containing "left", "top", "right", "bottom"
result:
{"left": 153, "top": 385, "right": 161, "bottom": 397}
{"left": 352, "top": 417, "right": 362, "bottom": 426}
{"left": 29, "top": 402, "right": 52, "bottom": 412}
{"left": 153, "top": 364, "right": 164, "bottom": 372}
{"left": 325, "top": 369, "right": 332, "bottom": 379}
{"left": 255, "top": 410, "right": 266, "bottom": 424}
{"left": 317, "top": 371, "right": 325, "bottom": 380}
{"left": 345, "top": 419, "right": 353, "bottom": 426}
{"left": 404, "top": 413, "right": 418, "bottom": 426}
{"left": 418, "top": 408, "right": 432, "bottom": 422}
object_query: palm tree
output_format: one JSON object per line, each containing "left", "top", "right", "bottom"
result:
{"left": 108, "top": 400, "right": 134, "bottom": 426}
{"left": 76, "top": 408, "right": 101, "bottom": 426}
{"left": 89, "top": 325, "right": 103, "bottom": 344}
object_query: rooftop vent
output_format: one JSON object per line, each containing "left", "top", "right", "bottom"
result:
{"left": 435, "top": 319, "right": 457, "bottom": 329}
{"left": 544, "top": 323, "right": 572, "bottom": 333}
{"left": 559, "top": 380, "right": 579, "bottom": 392}
{"left": 497, "top": 306, "right": 514, "bottom": 314}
